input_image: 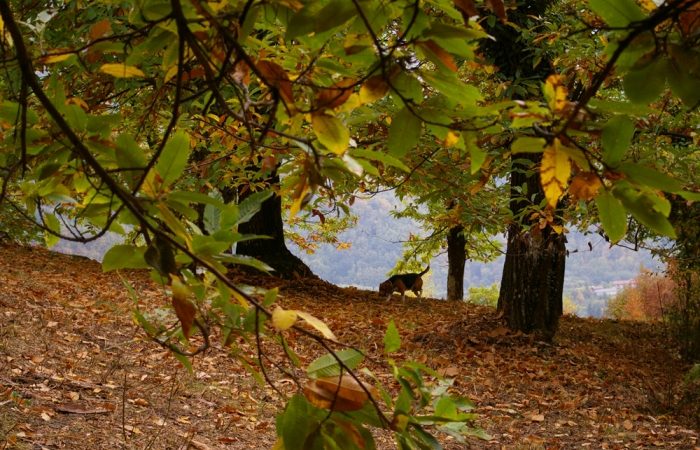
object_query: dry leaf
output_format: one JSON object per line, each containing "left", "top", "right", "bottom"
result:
{"left": 89, "top": 19, "right": 112, "bottom": 40}
{"left": 303, "top": 374, "right": 374, "bottom": 412}
{"left": 569, "top": 171, "right": 602, "bottom": 202}
{"left": 529, "top": 413, "right": 545, "bottom": 422}
{"left": 171, "top": 278, "right": 196, "bottom": 340}
{"left": 316, "top": 78, "right": 356, "bottom": 110}
{"left": 359, "top": 75, "right": 390, "bottom": 104}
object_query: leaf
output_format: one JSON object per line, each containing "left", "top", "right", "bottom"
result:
{"left": 315, "top": 78, "right": 355, "bottom": 110}
{"left": 511, "top": 136, "right": 546, "bottom": 154}
{"left": 42, "top": 54, "right": 72, "bottom": 64}
{"left": 304, "top": 375, "right": 373, "bottom": 412}
{"left": 596, "top": 190, "right": 627, "bottom": 243}
{"left": 311, "top": 114, "right": 349, "bottom": 155}
{"left": 588, "top": 0, "right": 646, "bottom": 27}
{"left": 256, "top": 60, "right": 294, "bottom": 106}
{"left": 237, "top": 190, "right": 274, "bottom": 224}
{"left": 623, "top": 58, "right": 666, "bottom": 104}
{"left": 99, "top": 63, "right": 145, "bottom": 78}
{"left": 569, "top": 172, "right": 603, "bottom": 202}
{"left": 351, "top": 149, "right": 410, "bottom": 172}
{"left": 43, "top": 213, "right": 61, "bottom": 248}
{"left": 453, "top": 0, "right": 478, "bottom": 17}
{"left": 102, "top": 245, "right": 150, "bottom": 271}
{"left": 384, "top": 320, "right": 401, "bottom": 354}
{"left": 602, "top": 115, "right": 635, "bottom": 166}
{"left": 89, "top": 19, "right": 112, "bottom": 40}
{"left": 359, "top": 75, "right": 390, "bottom": 104}
{"left": 387, "top": 107, "right": 422, "bottom": 157}
{"left": 171, "top": 277, "right": 196, "bottom": 340}
{"left": 296, "top": 311, "right": 337, "bottom": 340}
{"left": 417, "top": 40, "right": 458, "bottom": 72}
{"left": 272, "top": 306, "right": 298, "bottom": 331}
{"left": 486, "top": 0, "right": 507, "bottom": 21}
{"left": 618, "top": 162, "right": 683, "bottom": 192}
{"left": 278, "top": 395, "right": 318, "bottom": 450}
{"left": 307, "top": 349, "right": 364, "bottom": 378}
{"left": 540, "top": 140, "right": 571, "bottom": 209}
{"left": 155, "top": 130, "right": 191, "bottom": 187}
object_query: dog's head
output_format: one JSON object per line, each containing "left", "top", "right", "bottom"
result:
{"left": 378, "top": 279, "right": 394, "bottom": 296}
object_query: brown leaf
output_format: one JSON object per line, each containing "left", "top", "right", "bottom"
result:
{"left": 569, "top": 171, "right": 602, "bottom": 202}
{"left": 316, "top": 78, "right": 356, "bottom": 110}
{"left": 303, "top": 374, "right": 375, "bottom": 412}
{"left": 256, "top": 60, "right": 295, "bottom": 108}
{"left": 454, "top": 0, "right": 479, "bottom": 18}
{"left": 89, "top": 19, "right": 112, "bottom": 40}
{"left": 679, "top": 2, "right": 700, "bottom": 37}
{"left": 359, "top": 75, "right": 390, "bottom": 104}
{"left": 529, "top": 413, "right": 545, "bottom": 422}
{"left": 56, "top": 402, "right": 115, "bottom": 414}
{"left": 486, "top": 0, "right": 507, "bottom": 21}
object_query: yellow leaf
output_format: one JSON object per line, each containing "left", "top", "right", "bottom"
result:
{"left": 42, "top": 54, "right": 72, "bottom": 64}
{"left": 296, "top": 311, "right": 337, "bottom": 340}
{"left": 544, "top": 74, "right": 568, "bottom": 112}
{"left": 100, "top": 63, "right": 145, "bottom": 78}
{"left": 272, "top": 306, "right": 298, "bottom": 331}
{"left": 289, "top": 182, "right": 309, "bottom": 219}
{"left": 540, "top": 139, "right": 571, "bottom": 209}
{"left": 163, "top": 65, "right": 178, "bottom": 83}
{"left": 444, "top": 130, "right": 460, "bottom": 147}
{"left": 311, "top": 113, "right": 349, "bottom": 155}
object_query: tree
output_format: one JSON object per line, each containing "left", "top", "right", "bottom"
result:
{"left": 2, "top": 0, "right": 699, "bottom": 447}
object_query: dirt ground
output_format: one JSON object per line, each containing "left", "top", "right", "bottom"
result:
{"left": 1, "top": 243, "right": 698, "bottom": 449}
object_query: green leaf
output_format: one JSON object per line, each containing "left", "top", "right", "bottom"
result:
{"left": 43, "top": 213, "right": 61, "bottom": 248}
{"left": 216, "top": 254, "right": 273, "bottom": 273}
{"left": 588, "top": 0, "right": 646, "bottom": 27}
{"left": 601, "top": 115, "right": 635, "bottom": 166}
{"left": 115, "top": 134, "right": 147, "bottom": 168}
{"left": 155, "top": 130, "right": 191, "bottom": 187}
{"left": 667, "top": 49, "right": 700, "bottom": 107}
{"left": 103, "top": 245, "right": 150, "bottom": 271}
{"left": 384, "top": 320, "right": 401, "bottom": 354}
{"left": 312, "top": 114, "right": 349, "bottom": 155}
{"left": 307, "top": 349, "right": 364, "bottom": 378}
{"left": 623, "top": 58, "right": 666, "bottom": 104}
{"left": 595, "top": 190, "right": 627, "bottom": 243}
{"left": 387, "top": 107, "right": 421, "bottom": 157}
{"left": 351, "top": 149, "right": 410, "bottom": 172}
{"left": 238, "top": 190, "right": 274, "bottom": 225}
{"left": 618, "top": 162, "right": 683, "bottom": 192}
{"left": 511, "top": 137, "right": 546, "bottom": 154}
{"left": 587, "top": 98, "right": 653, "bottom": 115}
{"left": 614, "top": 186, "right": 676, "bottom": 238}
{"left": 278, "top": 395, "right": 319, "bottom": 450}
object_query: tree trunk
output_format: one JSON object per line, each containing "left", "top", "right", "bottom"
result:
{"left": 446, "top": 225, "right": 466, "bottom": 301}
{"left": 480, "top": 1, "right": 564, "bottom": 339}
{"left": 497, "top": 153, "right": 566, "bottom": 340}
{"left": 224, "top": 171, "right": 313, "bottom": 279}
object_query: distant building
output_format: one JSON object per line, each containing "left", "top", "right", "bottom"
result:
{"left": 589, "top": 279, "right": 636, "bottom": 298}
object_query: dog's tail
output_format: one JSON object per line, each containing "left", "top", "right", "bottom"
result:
{"left": 419, "top": 266, "right": 430, "bottom": 276}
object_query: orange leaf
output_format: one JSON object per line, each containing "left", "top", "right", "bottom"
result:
{"left": 680, "top": 2, "right": 700, "bottom": 37}
{"left": 418, "top": 40, "right": 458, "bottom": 72}
{"left": 256, "top": 60, "right": 294, "bottom": 108}
{"left": 89, "top": 19, "right": 112, "bottom": 40}
{"left": 303, "top": 374, "right": 374, "bottom": 412}
{"left": 171, "top": 278, "right": 196, "bottom": 340}
{"left": 569, "top": 171, "right": 602, "bottom": 202}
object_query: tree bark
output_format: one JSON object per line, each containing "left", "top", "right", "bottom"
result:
{"left": 497, "top": 153, "right": 566, "bottom": 339}
{"left": 224, "top": 171, "right": 313, "bottom": 279}
{"left": 446, "top": 225, "right": 466, "bottom": 301}
{"left": 480, "top": 1, "right": 565, "bottom": 339}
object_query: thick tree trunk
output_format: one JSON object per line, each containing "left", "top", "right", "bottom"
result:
{"left": 224, "top": 171, "right": 313, "bottom": 279}
{"left": 498, "top": 225, "right": 565, "bottom": 339}
{"left": 497, "top": 153, "right": 566, "bottom": 339}
{"left": 446, "top": 225, "right": 466, "bottom": 301}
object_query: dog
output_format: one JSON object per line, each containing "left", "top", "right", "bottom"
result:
{"left": 378, "top": 266, "right": 430, "bottom": 301}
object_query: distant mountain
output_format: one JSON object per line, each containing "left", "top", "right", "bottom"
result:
{"left": 290, "top": 194, "right": 663, "bottom": 318}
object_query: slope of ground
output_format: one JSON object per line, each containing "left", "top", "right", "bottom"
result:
{"left": 0, "top": 243, "right": 698, "bottom": 449}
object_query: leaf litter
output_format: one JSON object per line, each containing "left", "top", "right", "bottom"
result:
{"left": 0, "top": 243, "right": 698, "bottom": 449}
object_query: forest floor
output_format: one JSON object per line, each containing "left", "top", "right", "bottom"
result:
{"left": 1, "top": 243, "right": 699, "bottom": 450}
